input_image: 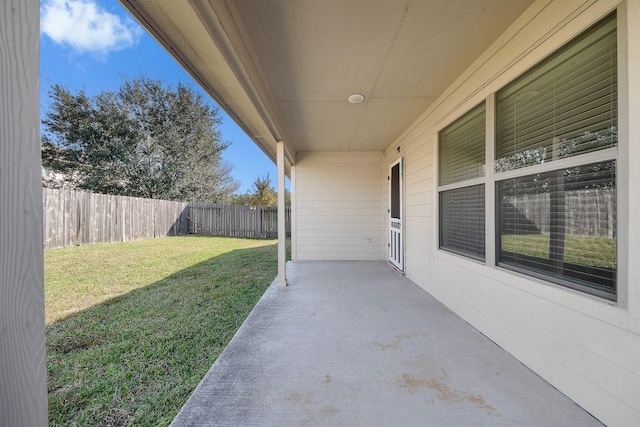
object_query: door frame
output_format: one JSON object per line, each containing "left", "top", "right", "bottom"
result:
{"left": 389, "top": 157, "right": 404, "bottom": 271}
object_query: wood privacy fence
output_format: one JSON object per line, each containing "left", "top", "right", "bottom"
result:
{"left": 43, "top": 188, "right": 189, "bottom": 249}
{"left": 43, "top": 188, "right": 291, "bottom": 249}
{"left": 504, "top": 188, "right": 616, "bottom": 238}
{"left": 189, "top": 203, "right": 291, "bottom": 238}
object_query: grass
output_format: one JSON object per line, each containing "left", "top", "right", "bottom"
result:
{"left": 46, "top": 236, "right": 284, "bottom": 426}
{"left": 501, "top": 233, "right": 616, "bottom": 269}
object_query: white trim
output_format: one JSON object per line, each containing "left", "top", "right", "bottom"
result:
{"left": 435, "top": 102, "right": 488, "bottom": 263}
{"left": 622, "top": 0, "right": 640, "bottom": 335}
{"left": 493, "top": 147, "right": 618, "bottom": 182}
{"left": 388, "top": 157, "right": 404, "bottom": 270}
{"left": 437, "top": 177, "right": 486, "bottom": 193}
{"left": 432, "top": 130, "right": 440, "bottom": 260}
{"left": 485, "top": 93, "right": 496, "bottom": 267}
{"left": 615, "top": 2, "right": 630, "bottom": 310}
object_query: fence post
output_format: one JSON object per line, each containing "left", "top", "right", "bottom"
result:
{"left": 255, "top": 207, "right": 262, "bottom": 238}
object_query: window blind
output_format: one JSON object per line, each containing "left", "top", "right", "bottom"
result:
{"left": 439, "top": 103, "right": 486, "bottom": 186}
{"left": 440, "top": 184, "right": 485, "bottom": 260}
{"left": 438, "top": 102, "right": 486, "bottom": 260}
{"left": 495, "top": 13, "right": 617, "bottom": 172}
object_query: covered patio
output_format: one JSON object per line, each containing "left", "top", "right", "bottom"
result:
{"left": 171, "top": 261, "right": 601, "bottom": 426}
{"left": 2, "top": 1, "right": 639, "bottom": 425}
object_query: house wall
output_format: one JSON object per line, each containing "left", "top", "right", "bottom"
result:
{"left": 292, "top": 151, "right": 383, "bottom": 261}
{"left": 380, "top": 0, "right": 640, "bottom": 426}
{"left": 0, "top": 0, "right": 48, "bottom": 425}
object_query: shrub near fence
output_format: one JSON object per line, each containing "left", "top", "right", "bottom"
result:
{"left": 43, "top": 188, "right": 291, "bottom": 249}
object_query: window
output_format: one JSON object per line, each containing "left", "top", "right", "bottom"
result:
{"left": 497, "top": 162, "right": 616, "bottom": 298}
{"left": 495, "top": 13, "right": 617, "bottom": 299}
{"left": 390, "top": 161, "right": 401, "bottom": 219}
{"left": 436, "top": 12, "right": 618, "bottom": 300}
{"left": 438, "top": 103, "right": 486, "bottom": 260}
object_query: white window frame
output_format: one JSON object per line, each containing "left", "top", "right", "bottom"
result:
{"left": 436, "top": 103, "right": 487, "bottom": 262}
{"left": 434, "top": 7, "right": 627, "bottom": 305}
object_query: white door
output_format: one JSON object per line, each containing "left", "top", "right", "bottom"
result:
{"left": 389, "top": 158, "right": 403, "bottom": 270}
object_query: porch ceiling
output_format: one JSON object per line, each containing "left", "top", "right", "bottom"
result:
{"left": 119, "top": 0, "right": 535, "bottom": 164}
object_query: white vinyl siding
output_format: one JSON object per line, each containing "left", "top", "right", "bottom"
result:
{"left": 293, "top": 151, "right": 383, "bottom": 261}
{"left": 380, "top": 2, "right": 639, "bottom": 426}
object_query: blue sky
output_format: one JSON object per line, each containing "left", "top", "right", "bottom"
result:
{"left": 40, "top": 0, "right": 279, "bottom": 194}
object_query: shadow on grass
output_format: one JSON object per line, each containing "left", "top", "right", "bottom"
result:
{"left": 46, "top": 242, "right": 279, "bottom": 427}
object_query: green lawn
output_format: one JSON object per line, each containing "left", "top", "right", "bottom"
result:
{"left": 46, "top": 236, "right": 283, "bottom": 426}
{"left": 501, "top": 233, "right": 616, "bottom": 269}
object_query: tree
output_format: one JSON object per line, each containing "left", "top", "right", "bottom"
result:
{"left": 230, "top": 174, "right": 290, "bottom": 206}
{"left": 41, "top": 76, "right": 239, "bottom": 202}
{"left": 249, "top": 174, "right": 277, "bottom": 206}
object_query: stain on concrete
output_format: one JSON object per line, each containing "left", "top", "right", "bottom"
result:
{"left": 373, "top": 333, "right": 413, "bottom": 350}
{"left": 324, "top": 374, "right": 332, "bottom": 384}
{"left": 286, "top": 392, "right": 314, "bottom": 406}
{"left": 400, "top": 373, "right": 422, "bottom": 394}
{"left": 287, "top": 392, "right": 302, "bottom": 403}
{"left": 319, "top": 405, "right": 340, "bottom": 418}
{"left": 399, "top": 374, "right": 498, "bottom": 415}
{"left": 286, "top": 391, "right": 341, "bottom": 425}
{"left": 403, "top": 353, "right": 433, "bottom": 369}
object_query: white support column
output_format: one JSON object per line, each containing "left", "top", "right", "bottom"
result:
{"left": 290, "top": 164, "right": 297, "bottom": 261}
{"left": 0, "top": 0, "right": 48, "bottom": 425}
{"left": 276, "top": 141, "right": 288, "bottom": 287}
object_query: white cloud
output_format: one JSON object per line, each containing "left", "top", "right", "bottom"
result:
{"left": 41, "top": 0, "right": 142, "bottom": 56}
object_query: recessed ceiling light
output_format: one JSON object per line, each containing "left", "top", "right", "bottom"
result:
{"left": 347, "top": 93, "right": 365, "bottom": 104}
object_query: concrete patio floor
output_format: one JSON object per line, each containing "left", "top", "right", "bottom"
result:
{"left": 170, "top": 261, "right": 603, "bottom": 426}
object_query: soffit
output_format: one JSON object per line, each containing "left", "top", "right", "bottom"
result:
{"left": 120, "top": 0, "right": 536, "bottom": 161}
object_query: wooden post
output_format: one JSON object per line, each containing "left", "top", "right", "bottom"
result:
{"left": 277, "top": 141, "right": 288, "bottom": 287}
{"left": 0, "top": 0, "right": 48, "bottom": 425}
{"left": 254, "top": 207, "right": 262, "bottom": 238}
